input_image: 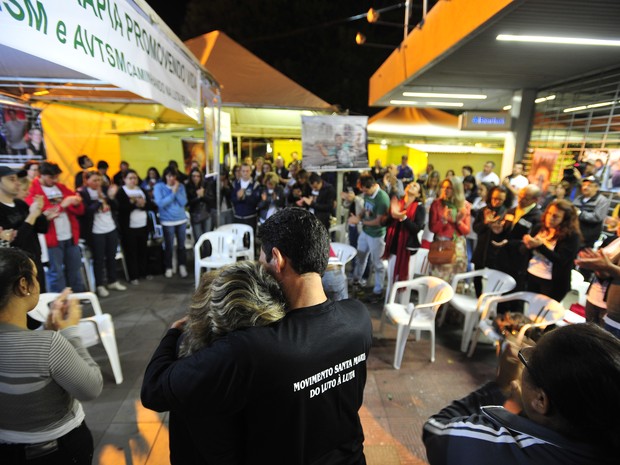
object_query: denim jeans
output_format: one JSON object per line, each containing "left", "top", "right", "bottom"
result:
{"left": 604, "top": 321, "right": 620, "bottom": 339}
{"left": 191, "top": 218, "right": 212, "bottom": 244}
{"left": 47, "top": 239, "right": 86, "bottom": 292}
{"left": 322, "top": 269, "right": 348, "bottom": 301}
{"left": 163, "top": 223, "right": 187, "bottom": 270}
{"left": 353, "top": 231, "right": 386, "bottom": 295}
{"left": 348, "top": 224, "right": 369, "bottom": 279}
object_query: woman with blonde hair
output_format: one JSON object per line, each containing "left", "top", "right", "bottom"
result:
{"left": 159, "top": 261, "right": 286, "bottom": 464}
{"left": 428, "top": 176, "right": 471, "bottom": 282}
{"left": 180, "top": 261, "right": 286, "bottom": 355}
{"left": 523, "top": 199, "right": 582, "bottom": 302}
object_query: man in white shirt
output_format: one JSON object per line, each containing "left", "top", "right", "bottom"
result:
{"left": 503, "top": 162, "right": 529, "bottom": 207}
{"left": 475, "top": 161, "right": 500, "bottom": 186}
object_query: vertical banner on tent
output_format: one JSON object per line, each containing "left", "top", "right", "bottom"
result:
{"left": 301, "top": 116, "right": 369, "bottom": 171}
{"left": 0, "top": 102, "right": 46, "bottom": 165}
{"left": 0, "top": 0, "right": 200, "bottom": 121}
{"left": 528, "top": 148, "right": 559, "bottom": 193}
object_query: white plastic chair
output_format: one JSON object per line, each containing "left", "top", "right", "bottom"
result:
{"left": 78, "top": 241, "right": 129, "bottom": 289}
{"left": 383, "top": 249, "right": 426, "bottom": 305}
{"left": 29, "top": 292, "right": 123, "bottom": 384}
{"left": 467, "top": 291, "right": 566, "bottom": 358}
{"left": 411, "top": 248, "right": 430, "bottom": 277}
{"left": 329, "top": 223, "right": 348, "bottom": 243}
{"left": 38, "top": 233, "right": 49, "bottom": 266}
{"left": 439, "top": 268, "right": 516, "bottom": 352}
{"left": 184, "top": 211, "right": 194, "bottom": 249}
{"left": 114, "top": 244, "right": 130, "bottom": 282}
{"left": 194, "top": 231, "right": 236, "bottom": 288}
{"left": 570, "top": 269, "right": 589, "bottom": 307}
{"left": 330, "top": 242, "right": 357, "bottom": 273}
{"left": 216, "top": 223, "right": 255, "bottom": 261}
{"left": 78, "top": 242, "right": 96, "bottom": 292}
{"left": 147, "top": 211, "right": 164, "bottom": 243}
{"left": 380, "top": 276, "right": 454, "bottom": 369}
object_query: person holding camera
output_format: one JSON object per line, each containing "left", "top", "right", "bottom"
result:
{"left": 423, "top": 323, "right": 620, "bottom": 465}
{"left": 0, "top": 249, "right": 102, "bottom": 464}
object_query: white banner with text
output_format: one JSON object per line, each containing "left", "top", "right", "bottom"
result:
{"left": 0, "top": 0, "right": 201, "bottom": 121}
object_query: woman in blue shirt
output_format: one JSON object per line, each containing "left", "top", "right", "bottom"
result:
{"left": 154, "top": 167, "right": 188, "bottom": 278}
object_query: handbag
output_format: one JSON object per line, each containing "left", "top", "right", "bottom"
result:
{"left": 428, "top": 240, "right": 456, "bottom": 265}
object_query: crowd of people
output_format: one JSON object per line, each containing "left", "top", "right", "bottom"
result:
{"left": 1, "top": 151, "right": 620, "bottom": 464}
{"left": 0, "top": 152, "right": 618, "bottom": 318}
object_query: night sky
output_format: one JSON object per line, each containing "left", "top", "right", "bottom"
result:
{"left": 148, "top": 0, "right": 437, "bottom": 115}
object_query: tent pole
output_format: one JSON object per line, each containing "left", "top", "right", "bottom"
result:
{"left": 214, "top": 94, "right": 222, "bottom": 229}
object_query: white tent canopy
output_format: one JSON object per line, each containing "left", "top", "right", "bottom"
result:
{"left": 0, "top": 0, "right": 219, "bottom": 124}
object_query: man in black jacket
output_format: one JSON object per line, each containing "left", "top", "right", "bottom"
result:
{"left": 0, "top": 165, "right": 48, "bottom": 289}
{"left": 302, "top": 172, "right": 337, "bottom": 230}
{"left": 493, "top": 185, "right": 542, "bottom": 306}
{"left": 142, "top": 208, "right": 372, "bottom": 465}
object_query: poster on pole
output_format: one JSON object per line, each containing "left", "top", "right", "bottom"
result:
{"left": 0, "top": 102, "right": 46, "bottom": 165}
{"left": 182, "top": 138, "right": 207, "bottom": 174}
{"left": 528, "top": 148, "right": 559, "bottom": 193}
{"left": 301, "top": 116, "right": 369, "bottom": 171}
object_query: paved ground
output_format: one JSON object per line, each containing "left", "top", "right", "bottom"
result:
{"left": 81, "top": 271, "right": 497, "bottom": 465}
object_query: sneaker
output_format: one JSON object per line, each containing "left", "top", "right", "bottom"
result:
{"left": 108, "top": 281, "right": 127, "bottom": 291}
{"left": 97, "top": 286, "right": 110, "bottom": 298}
{"left": 165, "top": 269, "right": 173, "bottom": 278}
{"left": 353, "top": 286, "right": 367, "bottom": 299}
{"left": 358, "top": 278, "right": 368, "bottom": 288}
{"left": 130, "top": 279, "right": 140, "bottom": 286}
{"left": 145, "top": 275, "right": 154, "bottom": 281}
{"left": 365, "top": 292, "right": 383, "bottom": 304}
{"left": 179, "top": 265, "right": 188, "bottom": 278}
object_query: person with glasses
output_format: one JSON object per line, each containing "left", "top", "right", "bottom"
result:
{"left": 423, "top": 324, "right": 620, "bottom": 464}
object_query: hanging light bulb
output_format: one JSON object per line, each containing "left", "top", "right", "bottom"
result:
{"left": 367, "top": 8, "right": 380, "bottom": 23}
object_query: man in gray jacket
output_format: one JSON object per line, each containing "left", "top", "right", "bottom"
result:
{"left": 574, "top": 175, "right": 610, "bottom": 248}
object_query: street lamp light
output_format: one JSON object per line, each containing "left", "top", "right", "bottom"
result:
{"left": 355, "top": 32, "right": 397, "bottom": 49}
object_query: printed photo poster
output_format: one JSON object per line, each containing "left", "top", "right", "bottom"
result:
{"left": 528, "top": 148, "right": 559, "bottom": 193}
{"left": 0, "top": 103, "right": 46, "bottom": 165}
{"left": 301, "top": 116, "right": 369, "bottom": 171}
{"left": 584, "top": 149, "right": 620, "bottom": 190}
{"left": 182, "top": 139, "right": 207, "bottom": 174}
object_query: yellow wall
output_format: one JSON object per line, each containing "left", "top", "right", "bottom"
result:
{"left": 368, "top": 144, "right": 428, "bottom": 178}
{"left": 428, "top": 153, "right": 503, "bottom": 179}
{"left": 39, "top": 104, "right": 153, "bottom": 188}
{"left": 366, "top": 144, "right": 503, "bottom": 180}
{"left": 118, "top": 129, "right": 204, "bottom": 179}
{"left": 273, "top": 140, "right": 302, "bottom": 166}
